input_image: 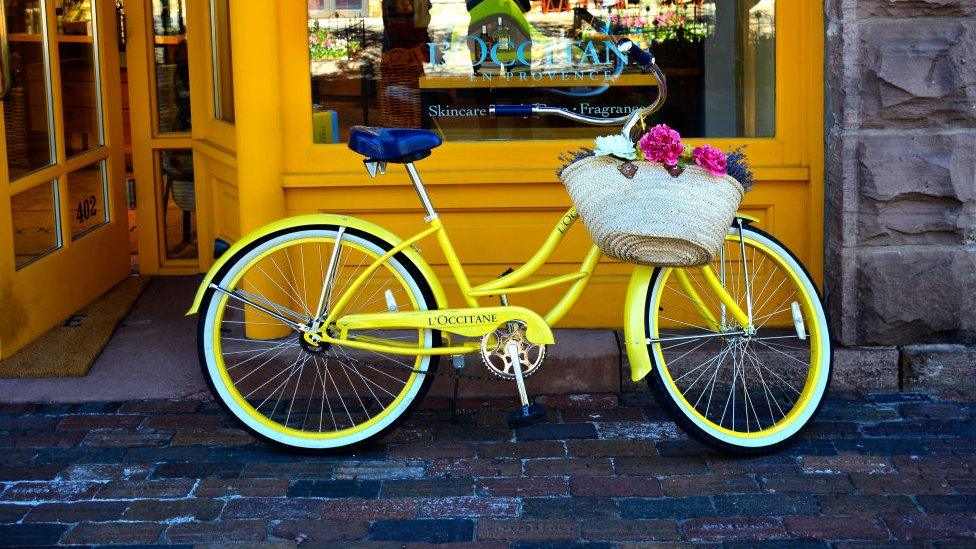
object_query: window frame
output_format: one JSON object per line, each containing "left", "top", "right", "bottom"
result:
{"left": 280, "top": 1, "right": 814, "bottom": 187}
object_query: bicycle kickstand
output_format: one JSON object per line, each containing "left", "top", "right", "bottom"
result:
{"left": 449, "top": 355, "right": 464, "bottom": 423}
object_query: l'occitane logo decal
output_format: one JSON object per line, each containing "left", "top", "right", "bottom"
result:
{"left": 428, "top": 313, "right": 498, "bottom": 326}
{"left": 557, "top": 210, "right": 580, "bottom": 234}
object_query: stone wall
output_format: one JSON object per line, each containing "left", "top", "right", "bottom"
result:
{"left": 824, "top": 0, "right": 976, "bottom": 388}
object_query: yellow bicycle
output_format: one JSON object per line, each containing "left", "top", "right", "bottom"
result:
{"left": 188, "top": 42, "right": 831, "bottom": 455}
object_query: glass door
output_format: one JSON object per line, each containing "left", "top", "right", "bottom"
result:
{"left": 125, "top": 0, "right": 202, "bottom": 274}
{"left": 0, "top": 0, "right": 130, "bottom": 359}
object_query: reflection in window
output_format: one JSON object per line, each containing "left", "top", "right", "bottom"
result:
{"left": 308, "top": 0, "right": 775, "bottom": 143}
{"left": 66, "top": 160, "right": 109, "bottom": 239}
{"left": 11, "top": 181, "right": 61, "bottom": 269}
{"left": 159, "top": 150, "right": 197, "bottom": 260}
{"left": 57, "top": 0, "right": 105, "bottom": 157}
{"left": 3, "top": 0, "right": 56, "bottom": 178}
{"left": 153, "top": 0, "right": 191, "bottom": 132}
{"left": 210, "top": 0, "right": 234, "bottom": 123}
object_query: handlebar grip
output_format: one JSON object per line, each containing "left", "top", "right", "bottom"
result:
{"left": 491, "top": 104, "right": 534, "bottom": 117}
{"left": 618, "top": 38, "right": 653, "bottom": 68}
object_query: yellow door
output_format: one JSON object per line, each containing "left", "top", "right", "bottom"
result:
{"left": 0, "top": 0, "right": 129, "bottom": 359}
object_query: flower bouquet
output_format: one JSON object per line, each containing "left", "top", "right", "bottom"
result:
{"left": 557, "top": 124, "right": 753, "bottom": 267}
{"left": 308, "top": 25, "right": 361, "bottom": 61}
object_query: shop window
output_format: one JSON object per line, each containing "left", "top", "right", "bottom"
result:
{"left": 11, "top": 181, "right": 61, "bottom": 269}
{"left": 157, "top": 149, "right": 197, "bottom": 260}
{"left": 57, "top": 0, "right": 105, "bottom": 157}
{"left": 210, "top": 0, "right": 234, "bottom": 123}
{"left": 310, "top": 0, "right": 369, "bottom": 17}
{"left": 3, "top": 0, "right": 56, "bottom": 179}
{"left": 152, "top": 0, "right": 191, "bottom": 132}
{"left": 308, "top": 0, "right": 775, "bottom": 143}
{"left": 65, "top": 160, "right": 108, "bottom": 239}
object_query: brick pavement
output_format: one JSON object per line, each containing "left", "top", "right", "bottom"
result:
{"left": 0, "top": 391, "right": 974, "bottom": 546}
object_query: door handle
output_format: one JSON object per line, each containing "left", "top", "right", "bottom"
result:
{"left": 0, "top": 0, "right": 12, "bottom": 101}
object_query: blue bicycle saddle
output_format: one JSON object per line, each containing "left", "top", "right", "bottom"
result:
{"left": 347, "top": 127, "right": 442, "bottom": 163}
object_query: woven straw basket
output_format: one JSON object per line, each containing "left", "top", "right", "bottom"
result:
{"left": 560, "top": 155, "right": 745, "bottom": 267}
{"left": 379, "top": 47, "right": 425, "bottom": 128}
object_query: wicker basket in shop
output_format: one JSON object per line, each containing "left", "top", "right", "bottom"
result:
{"left": 155, "top": 64, "right": 178, "bottom": 132}
{"left": 3, "top": 87, "right": 30, "bottom": 170}
{"left": 378, "top": 47, "right": 424, "bottom": 128}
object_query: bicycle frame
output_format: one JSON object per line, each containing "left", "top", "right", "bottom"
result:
{"left": 314, "top": 207, "right": 752, "bottom": 357}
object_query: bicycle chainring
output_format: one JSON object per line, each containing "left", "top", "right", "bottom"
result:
{"left": 480, "top": 321, "right": 546, "bottom": 380}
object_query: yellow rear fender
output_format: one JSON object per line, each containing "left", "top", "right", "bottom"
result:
{"left": 186, "top": 214, "right": 449, "bottom": 315}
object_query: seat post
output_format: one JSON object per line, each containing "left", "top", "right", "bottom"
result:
{"left": 404, "top": 162, "right": 438, "bottom": 221}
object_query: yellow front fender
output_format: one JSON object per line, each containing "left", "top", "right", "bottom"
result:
{"left": 186, "top": 214, "right": 449, "bottom": 315}
{"left": 623, "top": 265, "right": 657, "bottom": 382}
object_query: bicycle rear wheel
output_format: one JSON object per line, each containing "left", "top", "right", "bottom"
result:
{"left": 639, "top": 225, "right": 831, "bottom": 454}
{"left": 197, "top": 225, "right": 440, "bottom": 452}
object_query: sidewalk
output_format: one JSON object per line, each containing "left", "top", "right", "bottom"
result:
{"left": 1, "top": 391, "right": 974, "bottom": 545}
{"left": 0, "top": 277, "right": 629, "bottom": 403}
{"left": 0, "top": 277, "right": 208, "bottom": 403}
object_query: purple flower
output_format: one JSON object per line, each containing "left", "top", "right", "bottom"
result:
{"left": 693, "top": 144, "right": 728, "bottom": 176}
{"left": 639, "top": 124, "right": 684, "bottom": 166}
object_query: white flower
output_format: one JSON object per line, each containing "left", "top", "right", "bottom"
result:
{"left": 593, "top": 134, "right": 637, "bottom": 160}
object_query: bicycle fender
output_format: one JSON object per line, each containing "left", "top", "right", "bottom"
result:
{"left": 735, "top": 212, "right": 760, "bottom": 225}
{"left": 186, "top": 214, "right": 449, "bottom": 316}
{"left": 623, "top": 264, "right": 658, "bottom": 382}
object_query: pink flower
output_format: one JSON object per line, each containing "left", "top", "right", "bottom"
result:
{"left": 693, "top": 145, "right": 728, "bottom": 176}
{"left": 309, "top": 34, "right": 318, "bottom": 45}
{"left": 639, "top": 124, "right": 684, "bottom": 166}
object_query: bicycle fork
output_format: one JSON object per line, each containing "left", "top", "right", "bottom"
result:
{"left": 648, "top": 222, "right": 756, "bottom": 346}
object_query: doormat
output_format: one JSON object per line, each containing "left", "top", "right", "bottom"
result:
{"left": 0, "top": 276, "right": 153, "bottom": 378}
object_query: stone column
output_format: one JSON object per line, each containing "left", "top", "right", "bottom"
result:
{"left": 824, "top": 0, "right": 976, "bottom": 389}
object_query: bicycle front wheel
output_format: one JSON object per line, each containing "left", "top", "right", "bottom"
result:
{"left": 640, "top": 225, "right": 831, "bottom": 454}
{"left": 197, "top": 225, "right": 440, "bottom": 452}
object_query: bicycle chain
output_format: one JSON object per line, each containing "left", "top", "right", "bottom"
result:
{"left": 343, "top": 354, "right": 505, "bottom": 383}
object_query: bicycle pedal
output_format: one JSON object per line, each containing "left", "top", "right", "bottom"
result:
{"left": 507, "top": 403, "right": 547, "bottom": 429}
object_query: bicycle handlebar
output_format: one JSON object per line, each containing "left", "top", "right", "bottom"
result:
{"left": 493, "top": 104, "right": 535, "bottom": 117}
{"left": 490, "top": 53, "right": 668, "bottom": 138}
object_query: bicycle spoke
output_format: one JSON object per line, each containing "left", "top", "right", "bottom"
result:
{"left": 682, "top": 344, "right": 729, "bottom": 397}
{"left": 743, "top": 343, "right": 787, "bottom": 423}
{"left": 701, "top": 345, "right": 729, "bottom": 419}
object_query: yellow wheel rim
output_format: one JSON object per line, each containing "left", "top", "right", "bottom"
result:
{"left": 207, "top": 235, "right": 430, "bottom": 441}
{"left": 650, "top": 234, "right": 825, "bottom": 441}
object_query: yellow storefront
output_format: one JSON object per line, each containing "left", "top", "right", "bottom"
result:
{"left": 0, "top": 0, "right": 823, "bottom": 360}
